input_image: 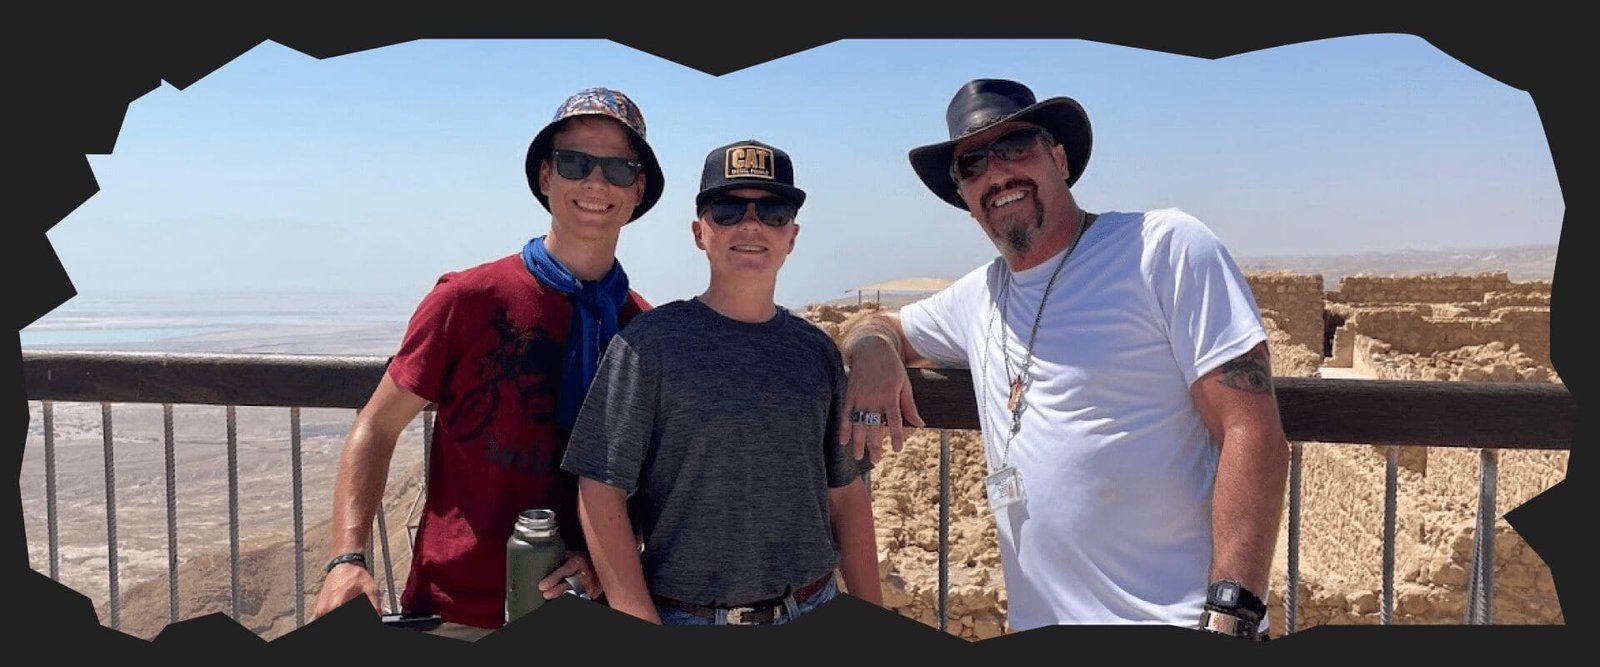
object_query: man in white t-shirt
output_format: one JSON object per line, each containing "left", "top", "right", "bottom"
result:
{"left": 836, "top": 78, "right": 1290, "bottom": 640}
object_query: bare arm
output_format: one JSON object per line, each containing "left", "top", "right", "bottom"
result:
{"left": 826, "top": 477, "right": 882, "bottom": 605}
{"left": 312, "top": 372, "right": 428, "bottom": 618}
{"left": 577, "top": 477, "right": 659, "bottom": 623}
{"left": 839, "top": 311, "right": 929, "bottom": 369}
{"left": 837, "top": 312, "right": 928, "bottom": 462}
{"left": 1189, "top": 341, "right": 1290, "bottom": 598}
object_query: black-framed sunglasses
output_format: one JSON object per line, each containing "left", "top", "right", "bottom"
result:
{"left": 551, "top": 149, "right": 644, "bottom": 187}
{"left": 948, "top": 126, "right": 1055, "bottom": 183}
{"left": 701, "top": 196, "right": 797, "bottom": 227}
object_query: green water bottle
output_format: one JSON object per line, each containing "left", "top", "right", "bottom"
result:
{"left": 505, "top": 508, "right": 567, "bottom": 623}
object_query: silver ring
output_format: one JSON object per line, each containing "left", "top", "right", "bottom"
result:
{"left": 564, "top": 574, "right": 588, "bottom": 598}
{"left": 851, "top": 410, "right": 885, "bottom": 427}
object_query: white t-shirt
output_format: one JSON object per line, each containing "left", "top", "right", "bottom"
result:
{"left": 900, "top": 208, "right": 1267, "bottom": 631}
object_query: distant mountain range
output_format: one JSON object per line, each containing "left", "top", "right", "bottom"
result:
{"left": 1235, "top": 244, "right": 1559, "bottom": 291}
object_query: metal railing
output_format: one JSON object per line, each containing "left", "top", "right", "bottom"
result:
{"left": 20, "top": 349, "right": 1576, "bottom": 635}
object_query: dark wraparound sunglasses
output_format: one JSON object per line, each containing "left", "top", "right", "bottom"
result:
{"left": 701, "top": 197, "right": 797, "bottom": 227}
{"left": 948, "top": 126, "right": 1055, "bottom": 183}
{"left": 551, "top": 149, "right": 644, "bottom": 187}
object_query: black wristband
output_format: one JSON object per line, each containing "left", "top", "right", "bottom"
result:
{"left": 325, "top": 552, "right": 369, "bottom": 575}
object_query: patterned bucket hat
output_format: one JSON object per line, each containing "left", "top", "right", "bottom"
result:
{"left": 525, "top": 87, "right": 664, "bottom": 223}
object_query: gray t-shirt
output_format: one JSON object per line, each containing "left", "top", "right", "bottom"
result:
{"left": 560, "top": 298, "right": 869, "bottom": 606}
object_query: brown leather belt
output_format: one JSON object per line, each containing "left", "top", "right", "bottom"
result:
{"left": 651, "top": 572, "right": 834, "bottom": 624}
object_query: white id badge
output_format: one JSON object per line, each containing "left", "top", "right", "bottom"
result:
{"left": 986, "top": 465, "right": 1025, "bottom": 509}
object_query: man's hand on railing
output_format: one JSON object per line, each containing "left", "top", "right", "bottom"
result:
{"left": 839, "top": 333, "right": 925, "bottom": 465}
{"left": 312, "top": 560, "right": 383, "bottom": 620}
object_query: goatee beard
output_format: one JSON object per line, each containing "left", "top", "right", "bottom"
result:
{"left": 997, "top": 198, "right": 1046, "bottom": 255}
{"left": 1005, "top": 226, "right": 1032, "bottom": 255}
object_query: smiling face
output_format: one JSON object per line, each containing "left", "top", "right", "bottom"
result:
{"left": 537, "top": 115, "right": 647, "bottom": 244}
{"left": 951, "top": 121, "right": 1075, "bottom": 261}
{"left": 692, "top": 187, "right": 800, "bottom": 283}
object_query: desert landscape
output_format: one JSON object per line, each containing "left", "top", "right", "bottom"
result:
{"left": 18, "top": 267, "right": 1569, "bottom": 641}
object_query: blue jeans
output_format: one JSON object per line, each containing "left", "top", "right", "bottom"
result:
{"left": 656, "top": 576, "right": 839, "bottom": 626}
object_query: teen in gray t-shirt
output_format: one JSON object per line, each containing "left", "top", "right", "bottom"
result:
{"left": 561, "top": 297, "right": 868, "bottom": 606}
{"left": 563, "top": 139, "right": 882, "bottom": 625}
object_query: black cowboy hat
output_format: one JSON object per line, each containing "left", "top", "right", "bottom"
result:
{"left": 525, "top": 87, "right": 665, "bottom": 223}
{"left": 908, "top": 79, "right": 1092, "bottom": 211}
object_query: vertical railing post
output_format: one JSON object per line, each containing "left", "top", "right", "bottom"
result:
{"left": 43, "top": 400, "right": 61, "bottom": 582}
{"left": 1285, "top": 441, "right": 1303, "bottom": 635}
{"left": 227, "top": 405, "right": 241, "bottom": 622}
{"left": 376, "top": 507, "right": 398, "bottom": 613}
{"left": 938, "top": 429, "right": 950, "bottom": 633}
{"left": 163, "top": 403, "right": 179, "bottom": 625}
{"left": 1381, "top": 445, "right": 1398, "bottom": 625}
{"left": 100, "top": 402, "right": 120, "bottom": 630}
{"left": 291, "top": 407, "right": 305, "bottom": 628}
{"left": 1467, "top": 448, "right": 1499, "bottom": 624}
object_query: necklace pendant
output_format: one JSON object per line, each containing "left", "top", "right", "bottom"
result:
{"left": 1007, "top": 377, "right": 1024, "bottom": 414}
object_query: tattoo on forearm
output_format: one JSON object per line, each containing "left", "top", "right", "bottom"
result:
{"left": 1217, "top": 347, "right": 1273, "bottom": 395}
{"left": 842, "top": 318, "right": 900, "bottom": 360}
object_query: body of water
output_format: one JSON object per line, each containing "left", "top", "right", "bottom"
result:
{"left": 20, "top": 290, "right": 419, "bottom": 350}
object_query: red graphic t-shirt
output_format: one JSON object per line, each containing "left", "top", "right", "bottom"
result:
{"left": 387, "top": 253, "right": 649, "bottom": 628}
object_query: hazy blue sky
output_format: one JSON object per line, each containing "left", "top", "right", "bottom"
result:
{"left": 42, "top": 36, "right": 1564, "bottom": 311}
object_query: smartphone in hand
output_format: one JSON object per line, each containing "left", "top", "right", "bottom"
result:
{"left": 381, "top": 611, "right": 444, "bottom": 631}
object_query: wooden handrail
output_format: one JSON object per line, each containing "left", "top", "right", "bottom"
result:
{"left": 22, "top": 350, "right": 1575, "bottom": 450}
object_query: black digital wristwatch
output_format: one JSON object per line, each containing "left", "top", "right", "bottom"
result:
{"left": 1198, "top": 579, "right": 1267, "bottom": 640}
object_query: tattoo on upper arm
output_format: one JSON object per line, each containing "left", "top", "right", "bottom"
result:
{"left": 1216, "top": 347, "right": 1273, "bottom": 395}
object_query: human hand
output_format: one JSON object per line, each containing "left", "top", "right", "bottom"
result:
{"left": 838, "top": 334, "right": 925, "bottom": 464}
{"left": 539, "top": 550, "right": 602, "bottom": 600}
{"left": 312, "top": 561, "right": 382, "bottom": 619}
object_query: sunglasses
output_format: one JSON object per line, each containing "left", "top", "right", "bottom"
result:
{"left": 701, "top": 196, "right": 797, "bottom": 227}
{"left": 948, "top": 126, "right": 1055, "bottom": 183}
{"left": 550, "top": 149, "right": 644, "bottom": 187}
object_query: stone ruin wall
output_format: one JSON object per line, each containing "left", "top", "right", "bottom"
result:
{"left": 1303, "top": 333, "right": 1567, "bottom": 628}
{"left": 1485, "top": 290, "right": 1551, "bottom": 308}
{"left": 1244, "top": 271, "right": 1326, "bottom": 356}
{"left": 1353, "top": 336, "right": 1559, "bottom": 384}
{"left": 1279, "top": 273, "right": 1562, "bottom": 628}
{"left": 1261, "top": 314, "right": 1325, "bottom": 377}
{"left": 1338, "top": 308, "right": 1552, "bottom": 370}
{"left": 1328, "top": 272, "right": 1520, "bottom": 305}
{"left": 1275, "top": 439, "right": 1567, "bottom": 630}
{"left": 1326, "top": 273, "right": 1552, "bottom": 369}
{"left": 1259, "top": 271, "right": 1563, "bottom": 629}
